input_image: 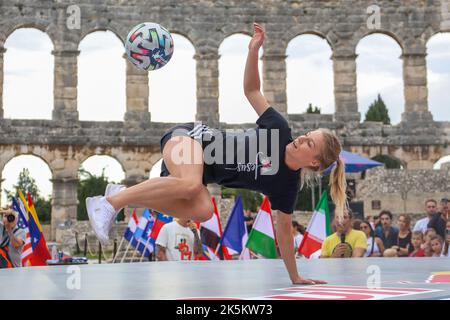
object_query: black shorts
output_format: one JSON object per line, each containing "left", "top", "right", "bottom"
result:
{"left": 159, "top": 123, "right": 212, "bottom": 185}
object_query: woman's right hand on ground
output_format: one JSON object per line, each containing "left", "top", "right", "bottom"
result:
{"left": 291, "top": 275, "right": 327, "bottom": 285}
{"left": 248, "top": 22, "right": 265, "bottom": 50}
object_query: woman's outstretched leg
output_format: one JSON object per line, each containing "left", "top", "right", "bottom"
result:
{"left": 86, "top": 136, "right": 214, "bottom": 244}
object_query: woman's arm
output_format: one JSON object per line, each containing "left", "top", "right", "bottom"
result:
{"left": 244, "top": 23, "right": 269, "bottom": 116}
{"left": 376, "top": 237, "right": 385, "bottom": 254}
{"left": 276, "top": 210, "right": 326, "bottom": 285}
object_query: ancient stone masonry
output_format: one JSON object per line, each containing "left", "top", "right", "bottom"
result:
{"left": 354, "top": 166, "right": 450, "bottom": 217}
{"left": 0, "top": 1, "right": 449, "bottom": 245}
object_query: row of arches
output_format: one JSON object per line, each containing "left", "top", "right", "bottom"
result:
{"left": 2, "top": 153, "right": 449, "bottom": 210}
{"left": 2, "top": 28, "right": 450, "bottom": 124}
{"left": 0, "top": 154, "right": 164, "bottom": 208}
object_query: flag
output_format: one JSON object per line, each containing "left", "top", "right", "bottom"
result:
{"left": 245, "top": 196, "right": 277, "bottom": 259}
{"left": 18, "top": 191, "right": 51, "bottom": 266}
{"left": 199, "top": 197, "right": 231, "bottom": 260}
{"left": 298, "top": 191, "right": 332, "bottom": 258}
{"left": 149, "top": 212, "right": 173, "bottom": 241}
{"left": 124, "top": 209, "right": 139, "bottom": 242}
{"left": 130, "top": 209, "right": 155, "bottom": 257}
{"left": 220, "top": 195, "right": 248, "bottom": 257}
{"left": 12, "top": 197, "right": 32, "bottom": 266}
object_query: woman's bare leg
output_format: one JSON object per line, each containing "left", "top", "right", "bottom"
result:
{"left": 107, "top": 136, "right": 214, "bottom": 221}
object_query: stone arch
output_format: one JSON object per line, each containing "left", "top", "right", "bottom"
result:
{"left": 220, "top": 29, "right": 253, "bottom": 44}
{"left": 167, "top": 29, "right": 198, "bottom": 54}
{"left": 284, "top": 29, "right": 336, "bottom": 53}
{"left": 426, "top": 32, "right": 450, "bottom": 121}
{"left": 420, "top": 25, "right": 441, "bottom": 44}
{"left": 77, "top": 30, "right": 126, "bottom": 121}
{"left": 79, "top": 155, "right": 126, "bottom": 182}
{"left": 148, "top": 33, "right": 197, "bottom": 123}
{"left": 1, "top": 154, "right": 53, "bottom": 208}
{"left": 78, "top": 150, "right": 125, "bottom": 174}
{"left": 1, "top": 18, "right": 55, "bottom": 47}
{"left": 286, "top": 33, "right": 334, "bottom": 114}
{"left": 355, "top": 32, "right": 404, "bottom": 124}
{"left": 3, "top": 27, "right": 54, "bottom": 119}
{"left": 218, "top": 33, "right": 261, "bottom": 123}
{"left": 0, "top": 149, "right": 53, "bottom": 177}
{"left": 79, "top": 23, "right": 125, "bottom": 47}
{"left": 352, "top": 27, "right": 405, "bottom": 54}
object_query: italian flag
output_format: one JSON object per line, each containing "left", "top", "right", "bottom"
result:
{"left": 298, "top": 191, "right": 332, "bottom": 258}
{"left": 245, "top": 196, "right": 277, "bottom": 259}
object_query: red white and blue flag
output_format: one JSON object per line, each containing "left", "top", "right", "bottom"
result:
{"left": 149, "top": 212, "right": 173, "bottom": 242}
{"left": 19, "top": 192, "right": 51, "bottom": 266}
{"left": 130, "top": 209, "right": 155, "bottom": 257}
{"left": 12, "top": 197, "right": 32, "bottom": 266}
{"left": 124, "top": 209, "right": 139, "bottom": 242}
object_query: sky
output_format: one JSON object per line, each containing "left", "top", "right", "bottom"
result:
{"left": 1, "top": 28, "right": 449, "bottom": 204}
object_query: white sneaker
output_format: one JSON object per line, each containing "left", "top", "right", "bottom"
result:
{"left": 86, "top": 196, "right": 117, "bottom": 245}
{"left": 105, "top": 183, "right": 126, "bottom": 198}
{"left": 105, "top": 183, "right": 126, "bottom": 224}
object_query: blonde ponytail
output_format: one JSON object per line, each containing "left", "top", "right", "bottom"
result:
{"left": 305, "top": 128, "right": 348, "bottom": 221}
{"left": 329, "top": 157, "right": 347, "bottom": 222}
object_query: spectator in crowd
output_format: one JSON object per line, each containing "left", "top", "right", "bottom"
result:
{"left": 423, "top": 227, "right": 437, "bottom": 256}
{"left": 244, "top": 210, "right": 254, "bottom": 234}
{"left": 373, "top": 215, "right": 381, "bottom": 231}
{"left": 360, "top": 220, "right": 384, "bottom": 257}
{"left": 413, "top": 199, "right": 438, "bottom": 234}
{"left": 428, "top": 198, "right": 449, "bottom": 239}
{"left": 392, "top": 214, "right": 412, "bottom": 257}
{"left": 430, "top": 235, "right": 444, "bottom": 257}
{"left": 442, "top": 220, "right": 450, "bottom": 257}
{"left": 156, "top": 218, "right": 202, "bottom": 261}
{"left": 409, "top": 231, "right": 426, "bottom": 257}
{"left": 0, "top": 209, "right": 26, "bottom": 268}
{"left": 320, "top": 209, "right": 367, "bottom": 258}
{"left": 375, "top": 210, "right": 399, "bottom": 250}
{"left": 292, "top": 220, "right": 304, "bottom": 255}
{"left": 352, "top": 219, "right": 362, "bottom": 231}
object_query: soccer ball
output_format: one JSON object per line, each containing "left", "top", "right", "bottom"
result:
{"left": 125, "top": 22, "right": 174, "bottom": 71}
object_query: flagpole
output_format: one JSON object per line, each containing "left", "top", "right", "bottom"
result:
{"left": 139, "top": 237, "right": 152, "bottom": 262}
{"left": 112, "top": 237, "right": 125, "bottom": 263}
{"left": 120, "top": 240, "right": 132, "bottom": 263}
{"left": 213, "top": 242, "right": 221, "bottom": 256}
{"left": 130, "top": 237, "right": 142, "bottom": 262}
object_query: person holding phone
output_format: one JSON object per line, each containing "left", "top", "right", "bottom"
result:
{"left": 0, "top": 209, "right": 26, "bottom": 268}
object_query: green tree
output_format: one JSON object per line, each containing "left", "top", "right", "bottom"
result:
{"left": 306, "top": 103, "right": 321, "bottom": 114}
{"left": 4, "top": 168, "right": 51, "bottom": 223}
{"left": 371, "top": 155, "right": 402, "bottom": 169}
{"left": 77, "top": 168, "right": 124, "bottom": 221}
{"left": 296, "top": 174, "right": 331, "bottom": 211}
{"left": 222, "top": 188, "right": 263, "bottom": 212}
{"left": 364, "top": 94, "right": 391, "bottom": 124}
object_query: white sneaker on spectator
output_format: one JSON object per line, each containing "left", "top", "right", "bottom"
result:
{"left": 86, "top": 196, "right": 117, "bottom": 245}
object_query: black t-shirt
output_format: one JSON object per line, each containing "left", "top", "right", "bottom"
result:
{"left": 202, "top": 107, "right": 301, "bottom": 213}
{"left": 398, "top": 231, "right": 413, "bottom": 255}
